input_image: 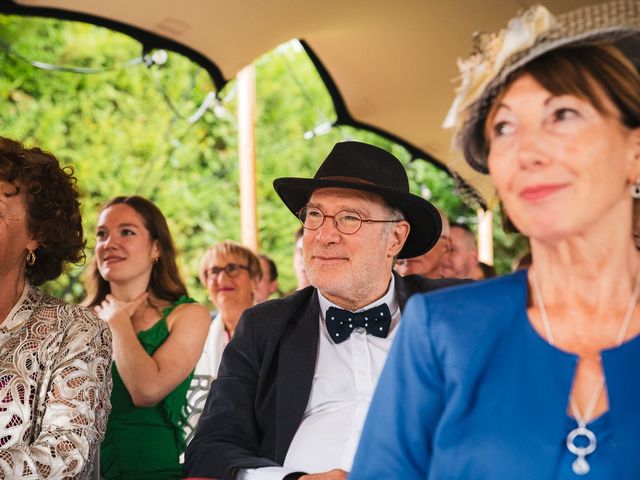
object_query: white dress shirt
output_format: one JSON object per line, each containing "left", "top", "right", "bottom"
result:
{"left": 239, "top": 276, "right": 400, "bottom": 480}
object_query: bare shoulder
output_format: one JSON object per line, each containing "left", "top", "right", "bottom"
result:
{"left": 166, "top": 301, "right": 210, "bottom": 331}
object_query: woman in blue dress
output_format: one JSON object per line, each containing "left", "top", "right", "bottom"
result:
{"left": 351, "top": 2, "right": 640, "bottom": 479}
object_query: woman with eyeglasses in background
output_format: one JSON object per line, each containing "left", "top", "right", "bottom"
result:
{"left": 84, "top": 195, "right": 210, "bottom": 480}
{"left": 194, "top": 240, "right": 262, "bottom": 379}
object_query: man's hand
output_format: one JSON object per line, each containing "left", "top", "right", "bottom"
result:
{"left": 299, "top": 469, "right": 348, "bottom": 480}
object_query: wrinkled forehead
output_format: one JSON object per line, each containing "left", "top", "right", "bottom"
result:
{"left": 308, "top": 187, "right": 390, "bottom": 213}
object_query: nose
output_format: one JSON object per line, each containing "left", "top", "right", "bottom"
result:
{"left": 515, "top": 126, "right": 549, "bottom": 170}
{"left": 314, "top": 215, "right": 342, "bottom": 244}
{"left": 98, "top": 233, "right": 116, "bottom": 252}
{"left": 207, "top": 272, "right": 223, "bottom": 291}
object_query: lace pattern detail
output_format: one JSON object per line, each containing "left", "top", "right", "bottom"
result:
{"left": 0, "top": 284, "right": 112, "bottom": 479}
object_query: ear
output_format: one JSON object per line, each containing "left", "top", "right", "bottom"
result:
{"left": 387, "top": 221, "right": 410, "bottom": 258}
{"left": 151, "top": 240, "right": 161, "bottom": 262}
{"left": 627, "top": 127, "right": 640, "bottom": 183}
{"left": 26, "top": 237, "right": 38, "bottom": 252}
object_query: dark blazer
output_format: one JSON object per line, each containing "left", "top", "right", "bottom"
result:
{"left": 184, "top": 273, "right": 461, "bottom": 479}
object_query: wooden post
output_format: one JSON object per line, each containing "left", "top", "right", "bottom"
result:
{"left": 237, "top": 64, "right": 258, "bottom": 251}
{"left": 476, "top": 208, "right": 493, "bottom": 265}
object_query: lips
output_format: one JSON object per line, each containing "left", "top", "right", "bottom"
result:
{"left": 102, "top": 255, "right": 125, "bottom": 264}
{"left": 519, "top": 183, "right": 568, "bottom": 202}
{"left": 312, "top": 255, "right": 348, "bottom": 263}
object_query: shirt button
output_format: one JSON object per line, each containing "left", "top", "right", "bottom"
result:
{"left": 357, "top": 369, "right": 366, "bottom": 376}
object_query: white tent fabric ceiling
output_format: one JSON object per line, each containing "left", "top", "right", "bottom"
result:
{"left": 6, "top": 0, "right": 599, "bottom": 206}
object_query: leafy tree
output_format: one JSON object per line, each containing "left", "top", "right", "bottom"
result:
{"left": 0, "top": 15, "right": 526, "bottom": 304}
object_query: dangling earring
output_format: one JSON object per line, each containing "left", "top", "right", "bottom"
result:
{"left": 631, "top": 179, "right": 640, "bottom": 199}
{"left": 26, "top": 249, "right": 36, "bottom": 266}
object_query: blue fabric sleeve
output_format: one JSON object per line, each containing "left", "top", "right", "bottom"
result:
{"left": 350, "top": 293, "right": 444, "bottom": 479}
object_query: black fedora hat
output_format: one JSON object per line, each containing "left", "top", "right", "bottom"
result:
{"left": 273, "top": 141, "right": 441, "bottom": 258}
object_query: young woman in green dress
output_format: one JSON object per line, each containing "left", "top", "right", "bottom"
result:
{"left": 84, "top": 195, "right": 210, "bottom": 480}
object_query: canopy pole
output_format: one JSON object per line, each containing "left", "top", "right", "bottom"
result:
{"left": 476, "top": 208, "right": 493, "bottom": 265}
{"left": 237, "top": 64, "right": 258, "bottom": 251}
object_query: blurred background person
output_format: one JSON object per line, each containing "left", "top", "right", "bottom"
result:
{"left": 471, "top": 261, "right": 497, "bottom": 280}
{"left": 512, "top": 250, "right": 532, "bottom": 272}
{"left": 195, "top": 240, "right": 262, "bottom": 378}
{"left": 293, "top": 226, "right": 310, "bottom": 290}
{"left": 0, "top": 137, "right": 111, "bottom": 478}
{"left": 85, "top": 195, "right": 210, "bottom": 480}
{"left": 440, "top": 223, "right": 478, "bottom": 279}
{"left": 255, "top": 253, "right": 280, "bottom": 303}
{"left": 395, "top": 207, "right": 451, "bottom": 278}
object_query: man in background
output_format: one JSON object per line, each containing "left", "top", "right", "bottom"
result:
{"left": 440, "top": 223, "right": 478, "bottom": 279}
{"left": 394, "top": 208, "right": 451, "bottom": 278}
{"left": 255, "top": 254, "right": 280, "bottom": 302}
{"left": 293, "top": 227, "right": 310, "bottom": 290}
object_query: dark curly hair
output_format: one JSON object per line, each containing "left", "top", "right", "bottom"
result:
{"left": 84, "top": 196, "right": 188, "bottom": 307}
{"left": 0, "top": 137, "right": 85, "bottom": 285}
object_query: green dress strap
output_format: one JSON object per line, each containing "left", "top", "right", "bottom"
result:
{"left": 138, "top": 295, "right": 196, "bottom": 453}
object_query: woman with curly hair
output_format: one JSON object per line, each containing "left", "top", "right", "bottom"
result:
{"left": 0, "top": 137, "right": 112, "bottom": 478}
{"left": 84, "top": 196, "right": 209, "bottom": 479}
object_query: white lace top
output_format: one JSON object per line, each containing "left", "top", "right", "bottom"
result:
{"left": 0, "top": 283, "right": 112, "bottom": 479}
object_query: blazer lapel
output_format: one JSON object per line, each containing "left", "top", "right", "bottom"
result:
{"left": 274, "top": 290, "right": 320, "bottom": 464}
{"left": 394, "top": 272, "right": 417, "bottom": 310}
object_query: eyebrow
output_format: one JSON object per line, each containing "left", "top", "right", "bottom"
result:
{"left": 306, "top": 202, "right": 369, "bottom": 217}
{"left": 496, "top": 92, "right": 564, "bottom": 113}
{"left": 97, "top": 222, "right": 141, "bottom": 229}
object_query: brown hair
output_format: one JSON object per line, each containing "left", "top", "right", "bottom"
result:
{"left": 258, "top": 253, "right": 278, "bottom": 282}
{"left": 0, "top": 137, "right": 85, "bottom": 285}
{"left": 486, "top": 44, "right": 640, "bottom": 144}
{"left": 84, "top": 196, "right": 187, "bottom": 307}
{"left": 485, "top": 45, "right": 640, "bottom": 235}
{"left": 198, "top": 240, "right": 262, "bottom": 285}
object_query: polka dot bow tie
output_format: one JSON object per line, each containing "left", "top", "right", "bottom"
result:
{"left": 325, "top": 304, "right": 391, "bottom": 344}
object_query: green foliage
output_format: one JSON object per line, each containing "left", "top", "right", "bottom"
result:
{"left": 0, "top": 15, "right": 527, "bottom": 304}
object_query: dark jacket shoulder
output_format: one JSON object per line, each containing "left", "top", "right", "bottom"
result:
{"left": 399, "top": 273, "right": 467, "bottom": 294}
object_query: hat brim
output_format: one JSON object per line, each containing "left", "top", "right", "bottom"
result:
{"left": 273, "top": 177, "right": 442, "bottom": 259}
{"left": 456, "top": 2, "right": 640, "bottom": 172}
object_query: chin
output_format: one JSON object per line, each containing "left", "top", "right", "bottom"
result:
{"left": 515, "top": 216, "right": 574, "bottom": 241}
{"left": 307, "top": 272, "right": 343, "bottom": 294}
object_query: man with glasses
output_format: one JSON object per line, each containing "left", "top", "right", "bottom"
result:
{"left": 185, "top": 141, "right": 459, "bottom": 480}
{"left": 395, "top": 208, "right": 452, "bottom": 279}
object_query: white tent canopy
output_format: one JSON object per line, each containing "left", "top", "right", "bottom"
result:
{"left": 5, "top": 0, "right": 599, "bottom": 205}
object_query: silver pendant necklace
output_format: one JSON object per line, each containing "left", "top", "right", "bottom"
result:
{"left": 531, "top": 269, "right": 640, "bottom": 475}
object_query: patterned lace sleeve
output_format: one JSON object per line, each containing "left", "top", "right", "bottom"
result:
{"left": 0, "top": 301, "right": 112, "bottom": 479}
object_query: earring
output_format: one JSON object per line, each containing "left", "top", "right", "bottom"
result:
{"left": 631, "top": 181, "right": 640, "bottom": 199}
{"left": 152, "top": 257, "right": 159, "bottom": 264}
{"left": 26, "top": 249, "right": 36, "bottom": 266}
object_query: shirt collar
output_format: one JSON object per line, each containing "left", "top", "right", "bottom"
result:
{"left": 318, "top": 274, "right": 398, "bottom": 320}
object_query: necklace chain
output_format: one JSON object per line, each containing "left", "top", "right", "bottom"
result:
{"left": 531, "top": 269, "right": 640, "bottom": 425}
